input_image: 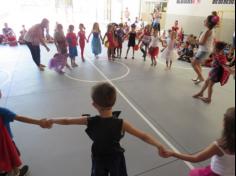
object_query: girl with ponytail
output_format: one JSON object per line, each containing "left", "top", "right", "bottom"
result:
{"left": 191, "top": 14, "right": 220, "bottom": 85}
{"left": 163, "top": 107, "right": 235, "bottom": 176}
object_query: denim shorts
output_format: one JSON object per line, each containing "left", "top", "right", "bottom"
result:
{"left": 195, "top": 50, "right": 209, "bottom": 62}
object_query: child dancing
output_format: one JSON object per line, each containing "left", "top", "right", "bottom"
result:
{"left": 138, "top": 24, "right": 152, "bottom": 61}
{"left": 193, "top": 42, "right": 231, "bottom": 104}
{"left": 103, "top": 24, "right": 116, "bottom": 61}
{"left": 49, "top": 24, "right": 70, "bottom": 74}
{"left": 66, "top": 25, "right": 78, "bottom": 67}
{"left": 124, "top": 24, "right": 137, "bottom": 59}
{"left": 0, "top": 106, "right": 52, "bottom": 176}
{"left": 88, "top": 23, "right": 103, "bottom": 59}
{"left": 163, "top": 107, "right": 235, "bottom": 176}
{"left": 78, "top": 23, "right": 88, "bottom": 62}
{"left": 162, "top": 30, "right": 177, "bottom": 70}
{"left": 149, "top": 29, "right": 160, "bottom": 66}
{"left": 49, "top": 82, "right": 167, "bottom": 176}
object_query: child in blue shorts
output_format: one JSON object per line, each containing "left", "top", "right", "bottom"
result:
{"left": 50, "top": 82, "right": 167, "bottom": 176}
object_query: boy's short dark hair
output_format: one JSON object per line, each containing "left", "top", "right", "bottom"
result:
{"left": 92, "top": 83, "right": 117, "bottom": 108}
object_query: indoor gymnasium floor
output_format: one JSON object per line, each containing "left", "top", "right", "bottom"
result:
{"left": 0, "top": 43, "right": 235, "bottom": 176}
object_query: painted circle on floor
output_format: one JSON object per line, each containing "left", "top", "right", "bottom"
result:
{"left": 0, "top": 70, "right": 11, "bottom": 88}
{"left": 65, "top": 59, "right": 130, "bottom": 83}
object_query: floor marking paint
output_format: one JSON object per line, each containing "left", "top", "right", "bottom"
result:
{"left": 0, "top": 70, "right": 11, "bottom": 88}
{"left": 86, "top": 58, "right": 195, "bottom": 170}
{"left": 65, "top": 60, "right": 130, "bottom": 83}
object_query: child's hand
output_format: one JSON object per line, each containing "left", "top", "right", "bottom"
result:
{"left": 39, "top": 119, "right": 53, "bottom": 129}
{"left": 160, "top": 148, "right": 175, "bottom": 158}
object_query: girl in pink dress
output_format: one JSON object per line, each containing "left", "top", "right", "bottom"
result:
{"left": 78, "top": 24, "right": 88, "bottom": 62}
{"left": 49, "top": 24, "right": 70, "bottom": 74}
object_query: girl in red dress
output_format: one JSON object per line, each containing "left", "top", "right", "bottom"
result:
{"left": 103, "top": 24, "right": 116, "bottom": 61}
{"left": 78, "top": 24, "right": 88, "bottom": 62}
{"left": 193, "top": 42, "right": 231, "bottom": 104}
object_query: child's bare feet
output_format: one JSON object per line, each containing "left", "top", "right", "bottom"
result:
{"left": 72, "top": 63, "right": 78, "bottom": 67}
{"left": 200, "top": 97, "right": 211, "bottom": 104}
{"left": 192, "top": 78, "right": 199, "bottom": 82}
{"left": 66, "top": 65, "right": 72, "bottom": 70}
{"left": 194, "top": 79, "right": 204, "bottom": 85}
{"left": 193, "top": 93, "right": 203, "bottom": 99}
{"left": 39, "top": 66, "right": 45, "bottom": 71}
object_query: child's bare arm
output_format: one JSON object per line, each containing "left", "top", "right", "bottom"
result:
{"left": 51, "top": 117, "right": 88, "bottom": 126}
{"left": 99, "top": 32, "right": 103, "bottom": 41}
{"left": 88, "top": 32, "right": 92, "bottom": 41}
{"left": 102, "top": 33, "right": 107, "bottom": 43}
{"left": 15, "top": 115, "right": 52, "bottom": 128}
{"left": 166, "top": 143, "right": 221, "bottom": 163}
{"left": 123, "top": 33, "right": 129, "bottom": 41}
{"left": 199, "top": 30, "right": 212, "bottom": 45}
{"left": 40, "top": 38, "right": 50, "bottom": 51}
{"left": 123, "top": 120, "right": 165, "bottom": 150}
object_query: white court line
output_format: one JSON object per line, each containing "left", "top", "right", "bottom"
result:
{"left": 0, "top": 70, "right": 11, "bottom": 88}
{"left": 86, "top": 58, "right": 195, "bottom": 170}
{"left": 65, "top": 60, "right": 130, "bottom": 83}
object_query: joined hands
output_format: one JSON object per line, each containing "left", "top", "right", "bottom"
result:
{"left": 39, "top": 119, "right": 53, "bottom": 129}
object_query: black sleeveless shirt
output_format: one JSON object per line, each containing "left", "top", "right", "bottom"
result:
{"left": 85, "top": 115, "right": 125, "bottom": 158}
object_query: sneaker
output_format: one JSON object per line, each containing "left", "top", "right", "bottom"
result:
{"left": 132, "top": 57, "right": 135, "bottom": 60}
{"left": 19, "top": 165, "right": 29, "bottom": 176}
{"left": 125, "top": 57, "right": 127, "bottom": 59}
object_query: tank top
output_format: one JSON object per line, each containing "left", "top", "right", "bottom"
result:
{"left": 211, "top": 141, "right": 235, "bottom": 176}
{"left": 199, "top": 30, "right": 214, "bottom": 52}
{"left": 166, "top": 37, "right": 175, "bottom": 50}
{"left": 149, "top": 36, "right": 159, "bottom": 48}
{"left": 142, "top": 32, "right": 151, "bottom": 45}
{"left": 85, "top": 113, "right": 125, "bottom": 158}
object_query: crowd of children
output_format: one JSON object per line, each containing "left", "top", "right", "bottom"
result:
{"left": 0, "top": 10, "right": 235, "bottom": 176}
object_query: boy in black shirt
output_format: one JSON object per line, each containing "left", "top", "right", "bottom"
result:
{"left": 50, "top": 82, "right": 166, "bottom": 176}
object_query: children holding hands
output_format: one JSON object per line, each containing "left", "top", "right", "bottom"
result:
{"left": 0, "top": 107, "right": 52, "bottom": 176}
{"left": 48, "top": 82, "right": 167, "bottom": 175}
{"left": 162, "top": 107, "right": 235, "bottom": 176}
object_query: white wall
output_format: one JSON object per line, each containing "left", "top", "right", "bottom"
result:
{"left": 165, "top": 0, "right": 235, "bottom": 43}
{"left": 167, "top": 0, "right": 235, "bottom": 19}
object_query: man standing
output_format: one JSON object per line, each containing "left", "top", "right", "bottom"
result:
{"left": 24, "top": 19, "right": 50, "bottom": 71}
